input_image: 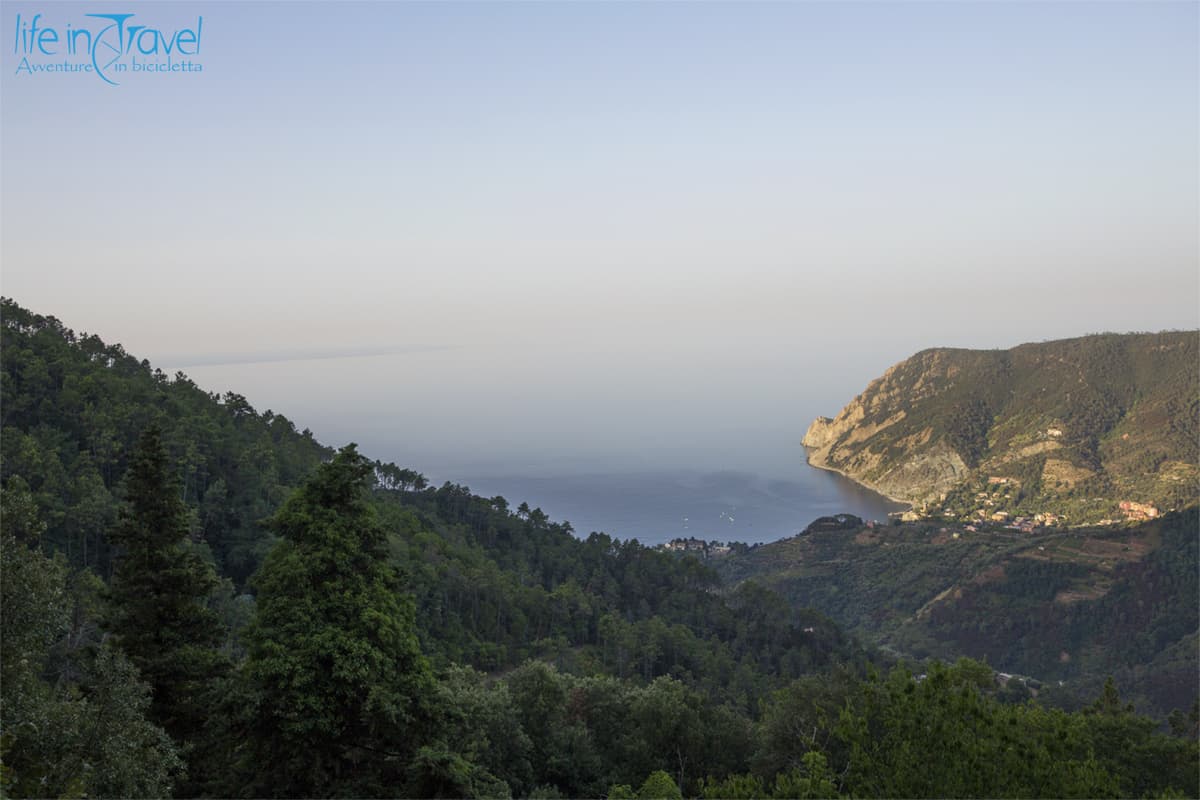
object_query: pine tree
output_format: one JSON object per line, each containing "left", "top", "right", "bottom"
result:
{"left": 233, "top": 444, "right": 434, "bottom": 797}
{"left": 2, "top": 474, "right": 184, "bottom": 798}
{"left": 103, "top": 425, "right": 228, "bottom": 788}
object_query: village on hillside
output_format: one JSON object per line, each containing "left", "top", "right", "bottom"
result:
{"left": 921, "top": 467, "right": 1164, "bottom": 534}
{"left": 659, "top": 537, "right": 733, "bottom": 558}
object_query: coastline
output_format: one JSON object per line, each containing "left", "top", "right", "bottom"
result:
{"left": 801, "top": 446, "right": 914, "bottom": 511}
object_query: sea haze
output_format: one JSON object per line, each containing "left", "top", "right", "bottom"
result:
{"left": 172, "top": 346, "right": 903, "bottom": 546}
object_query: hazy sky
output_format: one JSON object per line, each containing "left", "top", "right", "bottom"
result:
{"left": 2, "top": 1, "right": 1197, "bottom": 478}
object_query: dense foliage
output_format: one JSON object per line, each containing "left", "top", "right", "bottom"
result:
{"left": 2, "top": 298, "right": 1196, "bottom": 798}
{"left": 1, "top": 482, "right": 181, "bottom": 797}
{"left": 720, "top": 511, "right": 1200, "bottom": 721}
{"left": 0, "top": 298, "right": 332, "bottom": 584}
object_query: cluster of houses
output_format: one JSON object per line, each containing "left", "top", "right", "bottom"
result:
{"left": 1003, "top": 515, "right": 1041, "bottom": 534}
{"left": 660, "top": 537, "right": 732, "bottom": 558}
{"left": 1098, "top": 502, "right": 1162, "bottom": 526}
{"left": 961, "top": 508, "right": 1062, "bottom": 534}
{"left": 960, "top": 475, "right": 1073, "bottom": 532}
{"left": 966, "top": 498, "right": 1159, "bottom": 531}
{"left": 974, "top": 477, "right": 1016, "bottom": 510}
{"left": 1119, "top": 501, "right": 1159, "bottom": 521}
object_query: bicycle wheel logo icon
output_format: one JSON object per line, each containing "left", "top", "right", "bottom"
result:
{"left": 87, "top": 13, "right": 133, "bottom": 86}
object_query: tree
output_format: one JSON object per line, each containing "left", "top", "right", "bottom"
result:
{"left": 102, "top": 426, "right": 228, "bottom": 791}
{"left": 232, "top": 444, "right": 434, "bottom": 797}
{"left": 505, "top": 661, "right": 574, "bottom": 791}
{"left": 771, "top": 751, "right": 841, "bottom": 799}
{"left": 637, "top": 770, "right": 682, "bottom": 800}
{"left": 755, "top": 671, "right": 856, "bottom": 779}
{"left": 1084, "top": 678, "right": 1199, "bottom": 798}
{"left": 418, "top": 665, "right": 532, "bottom": 796}
{"left": 1, "top": 498, "right": 181, "bottom": 798}
{"left": 628, "top": 677, "right": 703, "bottom": 790}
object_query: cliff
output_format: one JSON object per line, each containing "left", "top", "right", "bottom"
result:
{"left": 803, "top": 332, "right": 1199, "bottom": 522}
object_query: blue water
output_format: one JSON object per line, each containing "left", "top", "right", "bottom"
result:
{"left": 457, "top": 465, "right": 903, "bottom": 546}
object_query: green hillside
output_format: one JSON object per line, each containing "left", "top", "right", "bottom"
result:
{"left": 802, "top": 332, "right": 1199, "bottom": 525}
{"left": 0, "top": 296, "right": 859, "bottom": 695}
{"left": 717, "top": 510, "right": 1199, "bottom": 720}
{"left": 2, "top": 298, "right": 1196, "bottom": 799}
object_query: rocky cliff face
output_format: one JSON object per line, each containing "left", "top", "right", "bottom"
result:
{"left": 803, "top": 332, "right": 1199, "bottom": 522}
{"left": 803, "top": 349, "right": 976, "bottom": 504}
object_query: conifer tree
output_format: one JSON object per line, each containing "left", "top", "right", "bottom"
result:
{"left": 103, "top": 425, "right": 229, "bottom": 789}
{"left": 233, "top": 444, "right": 433, "bottom": 797}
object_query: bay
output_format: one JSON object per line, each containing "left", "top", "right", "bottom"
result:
{"left": 455, "top": 466, "right": 901, "bottom": 546}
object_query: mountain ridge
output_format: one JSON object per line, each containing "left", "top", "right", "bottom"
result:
{"left": 802, "top": 331, "right": 1198, "bottom": 525}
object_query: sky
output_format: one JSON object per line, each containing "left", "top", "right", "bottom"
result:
{"left": 2, "top": 1, "right": 1198, "bottom": 479}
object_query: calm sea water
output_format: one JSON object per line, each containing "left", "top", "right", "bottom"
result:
{"left": 175, "top": 350, "right": 903, "bottom": 547}
{"left": 457, "top": 466, "right": 902, "bottom": 546}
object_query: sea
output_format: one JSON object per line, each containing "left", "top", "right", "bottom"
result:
{"left": 455, "top": 466, "right": 902, "bottom": 546}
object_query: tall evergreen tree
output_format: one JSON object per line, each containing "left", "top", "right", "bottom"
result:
{"left": 103, "top": 425, "right": 229, "bottom": 790}
{"left": 232, "top": 444, "right": 434, "bottom": 798}
{"left": 2, "top": 478, "right": 182, "bottom": 798}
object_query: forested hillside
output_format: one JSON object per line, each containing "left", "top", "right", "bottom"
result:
{"left": 802, "top": 332, "right": 1199, "bottom": 523}
{"left": 2, "top": 298, "right": 1196, "bottom": 799}
{"left": 718, "top": 511, "right": 1199, "bottom": 721}
{"left": 0, "top": 298, "right": 333, "bottom": 584}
